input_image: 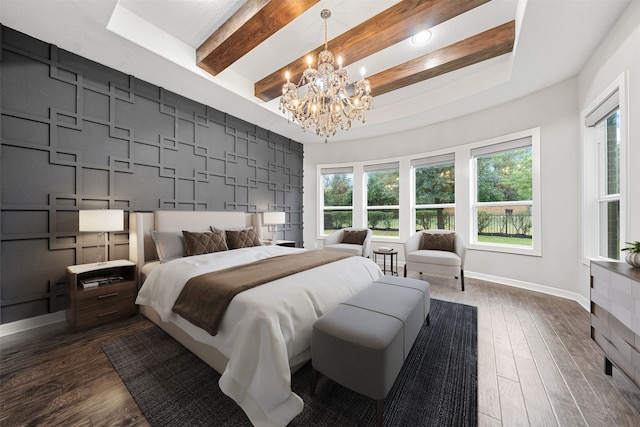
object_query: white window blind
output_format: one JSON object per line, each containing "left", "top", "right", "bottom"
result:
{"left": 585, "top": 89, "right": 619, "bottom": 127}
{"left": 471, "top": 137, "right": 532, "bottom": 158}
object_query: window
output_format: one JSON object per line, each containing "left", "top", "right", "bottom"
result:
{"left": 412, "top": 154, "right": 455, "bottom": 232}
{"left": 472, "top": 137, "right": 534, "bottom": 249}
{"left": 321, "top": 167, "right": 353, "bottom": 234}
{"left": 365, "top": 163, "right": 399, "bottom": 237}
{"left": 584, "top": 87, "right": 622, "bottom": 260}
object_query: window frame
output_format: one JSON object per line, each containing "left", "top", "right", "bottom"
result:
{"left": 581, "top": 72, "right": 628, "bottom": 264}
{"left": 319, "top": 167, "right": 354, "bottom": 236}
{"left": 411, "top": 154, "right": 456, "bottom": 232}
{"left": 364, "top": 162, "right": 400, "bottom": 239}
{"left": 468, "top": 129, "right": 541, "bottom": 256}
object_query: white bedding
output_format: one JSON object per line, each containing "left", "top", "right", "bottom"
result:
{"left": 136, "top": 245, "right": 383, "bottom": 426}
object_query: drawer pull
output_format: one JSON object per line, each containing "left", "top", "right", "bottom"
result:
{"left": 97, "top": 292, "right": 119, "bottom": 299}
{"left": 97, "top": 310, "right": 119, "bottom": 317}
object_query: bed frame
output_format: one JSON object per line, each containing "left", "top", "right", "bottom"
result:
{"left": 128, "top": 210, "right": 264, "bottom": 374}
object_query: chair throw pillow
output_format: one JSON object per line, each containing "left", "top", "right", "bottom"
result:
{"left": 419, "top": 232, "right": 455, "bottom": 252}
{"left": 182, "top": 230, "right": 228, "bottom": 256}
{"left": 341, "top": 229, "right": 368, "bottom": 245}
{"left": 225, "top": 228, "right": 264, "bottom": 249}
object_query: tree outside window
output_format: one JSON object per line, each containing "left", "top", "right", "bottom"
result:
{"left": 599, "top": 110, "right": 620, "bottom": 259}
{"left": 366, "top": 165, "right": 399, "bottom": 237}
{"left": 414, "top": 156, "right": 455, "bottom": 232}
{"left": 474, "top": 142, "right": 533, "bottom": 247}
{"left": 322, "top": 170, "right": 353, "bottom": 234}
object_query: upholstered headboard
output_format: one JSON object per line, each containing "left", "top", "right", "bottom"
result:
{"left": 129, "top": 210, "right": 263, "bottom": 282}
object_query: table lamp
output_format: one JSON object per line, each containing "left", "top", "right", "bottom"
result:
{"left": 79, "top": 209, "right": 124, "bottom": 264}
{"left": 262, "top": 211, "right": 286, "bottom": 241}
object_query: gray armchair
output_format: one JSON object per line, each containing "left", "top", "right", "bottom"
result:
{"left": 323, "top": 228, "right": 372, "bottom": 257}
{"left": 403, "top": 230, "right": 466, "bottom": 291}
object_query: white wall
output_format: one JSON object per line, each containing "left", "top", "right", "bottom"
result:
{"left": 577, "top": 1, "right": 640, "bottom": 296}
{"left": 304, "top": 76, "right": 583, "bottom": 303}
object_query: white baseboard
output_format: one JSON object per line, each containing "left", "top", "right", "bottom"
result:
{"left": 390, "top": 260, "right": 590, "bottom": 311}
{"left": 0, "top": 311, "right": 66, "bottom": 337}
{"left": 465, "top": 271, "right": 590, "bottom": 311}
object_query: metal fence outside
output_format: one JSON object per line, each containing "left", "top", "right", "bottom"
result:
{"left": 477, "top": 212, "right": 532, "bottom": 238}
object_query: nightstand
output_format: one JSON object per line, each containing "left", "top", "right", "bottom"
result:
{"left": 266, "top": 240, "right": 296, "bottom": 248}
{"left": 66, "top": 260, "right": 137, "bottom": 329}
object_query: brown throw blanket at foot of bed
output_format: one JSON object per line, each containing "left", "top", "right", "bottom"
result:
{"left": 172, "top": 249, "right": 353, "bottom": 335}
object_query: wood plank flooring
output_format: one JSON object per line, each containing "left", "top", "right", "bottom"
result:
{"left": 1, "top": 273, "right": 639, "bottom": 426}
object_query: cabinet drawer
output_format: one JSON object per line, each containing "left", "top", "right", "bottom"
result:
{"left": 74, "top": 280, "right": 137, "bottom": 328}
{"left": 76, "top": 280, "right": 136, "bottom": 303}
{"left": 75, "top": 298, "right": 137, "bottom": 328}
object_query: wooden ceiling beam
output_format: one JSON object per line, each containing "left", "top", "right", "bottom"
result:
{"left": 196, "top": 0, "right": 320, "bottom": 76}
{"left": 254, "top": 0, "right": 491, "bottom": 101}
{"left": 369, "top": 20, "right": 515, "bottom": 96}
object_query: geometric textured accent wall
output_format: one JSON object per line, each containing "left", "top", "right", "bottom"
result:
{"left": 0, "top": 26, "right": 304, "bottom": 324}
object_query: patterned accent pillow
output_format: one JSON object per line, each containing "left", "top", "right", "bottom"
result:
{"left": 419, "top": 232, "right": 455, "bottom": 252}
{"left": 182, "top": 230, "right": 228, "bottom": 256}
{"left": 341, "top": 229, "right": 368, "bottom": 245}
{"left": 225, "top": 228, "right": 264, "bottom": 249}
{"left": 150, "top": 230, "right": 186, "bottom": 263}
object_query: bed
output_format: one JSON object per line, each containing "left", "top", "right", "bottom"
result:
{"left": 129, "top": 210, "right": 382, "bottom": 426}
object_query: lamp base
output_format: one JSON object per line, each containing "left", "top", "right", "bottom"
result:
{"left": 96, "top": 231, "right": 108, "bottom": 264}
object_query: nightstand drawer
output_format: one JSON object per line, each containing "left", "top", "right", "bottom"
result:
{"left": 75, "top": 299, "right": 137, "bottom": 328}
{"left": 75, "top": 281, "right": 137, "bottom": 328}
{"left": 76, "top": 280, "right": 136, "bottom": 308}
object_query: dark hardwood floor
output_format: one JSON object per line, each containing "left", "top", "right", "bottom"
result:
{"left": 1, "top": 274, "right": 639, "bottom": 426}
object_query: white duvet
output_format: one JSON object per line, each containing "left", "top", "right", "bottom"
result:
{"left": 136, "top": 245, "right": 382, "bottom": 426}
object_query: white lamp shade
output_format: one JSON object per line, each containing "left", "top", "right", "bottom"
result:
{"left": 79, "top": 209, "right": 124, "bottom": 232}
{"left": 262, "top": 211, "right": 286, "bottom": 225}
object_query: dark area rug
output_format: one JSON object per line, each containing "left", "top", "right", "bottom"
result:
{"left": 102, "top": 299, "right": 477, "bottom": 426}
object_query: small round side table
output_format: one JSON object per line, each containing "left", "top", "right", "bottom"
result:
{"left": 373, "top": 249, "right": 398, "bottom": 276}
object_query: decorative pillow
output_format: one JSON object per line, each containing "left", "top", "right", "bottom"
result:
{"left": 150, "top": 230, "right": 186, "bottom": 263}
{"left": 225, "top": 228, "right": 264, "bottom": 249}
{"left": 182, "top": 230, "right": 228, "bottom": 256}
{"left": 419, "top": 232, "right": 455, "bottom": 252}
{"left": 341, "top": 229, "right": 368, "bottom": 245}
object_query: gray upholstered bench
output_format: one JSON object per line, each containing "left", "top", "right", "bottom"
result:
{"left": 310, "top": 276, "right": 431, "bottom": 427}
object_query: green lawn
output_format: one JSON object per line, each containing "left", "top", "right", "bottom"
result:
{"left": 477, "top": 235, "right": 532, "bottom": 246}
{"left": 325, "top": 229, "right": 531, "bottom": 246}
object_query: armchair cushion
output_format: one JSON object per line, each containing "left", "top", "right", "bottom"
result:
{"left": 342, "top": 229, "right": 368, "bottom": 245}
{"left": 406, "top": 250, "right": 461, "bottom": 267}
{"left": 419, "top": 232, "right": 455, "bottom": 252}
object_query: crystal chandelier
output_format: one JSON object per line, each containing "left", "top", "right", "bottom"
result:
{"left": 279, "top": 9, "right": 373, "bottom": 140}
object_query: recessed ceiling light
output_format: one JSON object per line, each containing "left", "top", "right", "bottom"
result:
{"left": 411, "top": 30, "right": 432, "bottom": 45}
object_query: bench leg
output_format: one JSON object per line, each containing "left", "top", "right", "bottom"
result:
{"left": 426, "top": 313, "right": 431, "bottom": 326}
{"left": 403, "top": 264, "right": 407, "bottom": 277}
{"left": 461, "top": 269, "right": 465, "bottom": 291}
{"left": 376, "top": 399, "right": 384, "bottom": 427}
{"left": 310, "top": 367, "right": 319, "bottom": 396}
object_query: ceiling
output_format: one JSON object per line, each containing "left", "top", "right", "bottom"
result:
{"left": 0, "top": 0, "right": 631, "bottom": 144}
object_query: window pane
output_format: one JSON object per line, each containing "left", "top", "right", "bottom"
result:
{"left": 476, "top": 205, "right": 533, "bottom": 247}
{"left": 477, "top": 147, "right": 532, "bottom": 202}
{"left": 416, "top": 208, "right": 455, "bottom": 232}
{"left": 367, "top": 209, "right": 399, "bottom": 237}
{"left": 323, "top": 209, "right": 353, "bottom": 234}
{"left": 605, "top": 111, "right": 620, "bottom": 195}
{"left": 415, "top": 162, "right": 455, "bottom": 204}
{"left": 366, "top": 169, "right": 399, "bottom": 206}
{"left": 323, "top": 173, "right": 353, "bottom": 207}
{"left": 599, "top": 200, "right": 620, "bottom": 260}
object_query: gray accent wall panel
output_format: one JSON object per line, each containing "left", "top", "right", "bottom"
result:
{"left": 0, "top": 26, "right": 304, "bottom": 324}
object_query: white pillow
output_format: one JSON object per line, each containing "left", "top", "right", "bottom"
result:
{"left": 149, "top": 230, "right": 186, "bottom": 263}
